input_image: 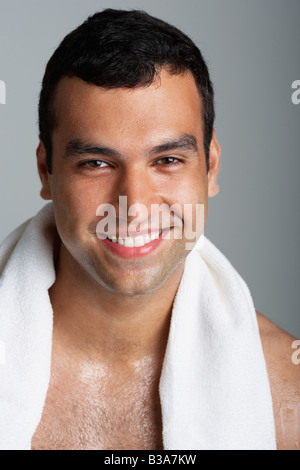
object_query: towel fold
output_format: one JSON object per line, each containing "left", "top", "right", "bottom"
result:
{"left": 0, "top": 204, "right": 276, "bottom": 450}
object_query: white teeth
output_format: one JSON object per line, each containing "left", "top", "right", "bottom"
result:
{"left": 134, "top": 236, "right": 146, "bottom": 247}
{"left": 142, "top": 234, "right": 151, "bottom": 245}
{"left": 107, "top": 231, "right": 161, "bottom": 247}
{"left": 150, "top": 231, "right": 160, "bottom": 241}
{"left": 124, "top": 237, "right": 134, "bottom": 247}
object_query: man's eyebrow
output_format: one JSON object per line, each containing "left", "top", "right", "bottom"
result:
{"left": 64, "top": 134, "right": 199, "bottom": 159}
{"left": 148, "top": 134, "right": 198, "bottom": 156}
{"left": 64, "top": 139, "right": 122, "bottom": 159}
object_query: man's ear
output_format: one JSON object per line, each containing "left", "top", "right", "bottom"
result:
{"left": 207, "top": 129, "right": 221, "bottom": 198}
{"left": 36, "top": 139, "right": 52, "bottom": 201}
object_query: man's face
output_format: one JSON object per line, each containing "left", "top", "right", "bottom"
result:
{"left": 38, "top": 69, "right": 220, "bottom": 295}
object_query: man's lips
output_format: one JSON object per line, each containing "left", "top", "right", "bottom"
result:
{"left": 97, "top": 227, "right": 172, "bottom": 240}
{"left": 98, "top": 228, "right": 172, "bottom": 258}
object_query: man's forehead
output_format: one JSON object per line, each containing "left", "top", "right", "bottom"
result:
{"left": 52, "top": 69, "right": 202, "bottom": 114}
{"left": 51, "top": 70, "right": 204, "bottom": 149}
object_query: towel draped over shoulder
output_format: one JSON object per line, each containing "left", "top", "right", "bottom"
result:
{"left": 0, "top": 204, "right": 276, "bottom": 450}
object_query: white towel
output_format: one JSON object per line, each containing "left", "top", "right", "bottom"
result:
{"left": 0, "top": 203, "right": 276, "bottom": 450}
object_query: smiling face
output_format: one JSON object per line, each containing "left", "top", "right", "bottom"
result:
{"left": 37, "top": 69, "right": 220, "bottom": 295}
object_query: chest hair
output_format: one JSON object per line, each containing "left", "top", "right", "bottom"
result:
{"left": 31, "top": 357, "right": 164, "bottom": 450}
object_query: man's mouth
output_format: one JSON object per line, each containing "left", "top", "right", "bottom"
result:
{"left": 98, "top": 228, "right": 172, "bottom": 259}
{"left": 106, "top": 229, "right": 162, "bottom": 247}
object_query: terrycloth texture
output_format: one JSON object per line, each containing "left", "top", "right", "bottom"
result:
{"left": 160, "top": 237, "right": 277, "bottom": 450}
{"left": 0, "top": 206, "right": 56, "bottom": 450}
{"left": 0, "top": 204, "right": 277, "bottom": 450}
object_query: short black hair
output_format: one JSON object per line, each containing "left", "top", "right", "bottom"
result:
{"left": 38, "top": 9, "right": 215, "bottom": 173}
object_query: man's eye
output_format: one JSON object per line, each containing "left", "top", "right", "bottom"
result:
{"left": 80, "top": 160, "right": 110, "bottom": 169}
{"left": 155, "top": 157, "right": 183, "bottom": 166}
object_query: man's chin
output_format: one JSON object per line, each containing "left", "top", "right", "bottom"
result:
{"left": 85, "top": 249, "right": 186, "bottom": 297}
{"left": 88, "top": 264, "right": 171, "bottom": 297}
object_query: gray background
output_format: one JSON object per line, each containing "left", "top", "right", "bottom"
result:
{"left": 0, "top": 0, "right": 299, "bottom": 337}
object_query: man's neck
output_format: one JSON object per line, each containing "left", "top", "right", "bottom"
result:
{"left": 49, "top": 244, "right": 185, "bottom": 366}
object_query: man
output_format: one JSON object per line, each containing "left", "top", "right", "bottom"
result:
{"left": 0, "top": 9, "right": 299, "bottom": 450}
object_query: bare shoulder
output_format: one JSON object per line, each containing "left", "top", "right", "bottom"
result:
{"left": 256, "top": 311, "right": 300, "bottom": 450}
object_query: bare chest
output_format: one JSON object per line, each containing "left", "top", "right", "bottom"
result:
{"left": 31, "top": 358, "right": 163, "bottom": 450}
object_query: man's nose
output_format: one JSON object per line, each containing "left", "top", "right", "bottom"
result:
{"left": 116, "top": 164, "right": 159, "bottom": 222}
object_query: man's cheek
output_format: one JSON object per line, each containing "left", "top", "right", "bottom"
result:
{"left": 180, "top": 203, "right": 205, "bottom": 251}
{"left": 52, "top": 181, "right": 88, "bottom": 215}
